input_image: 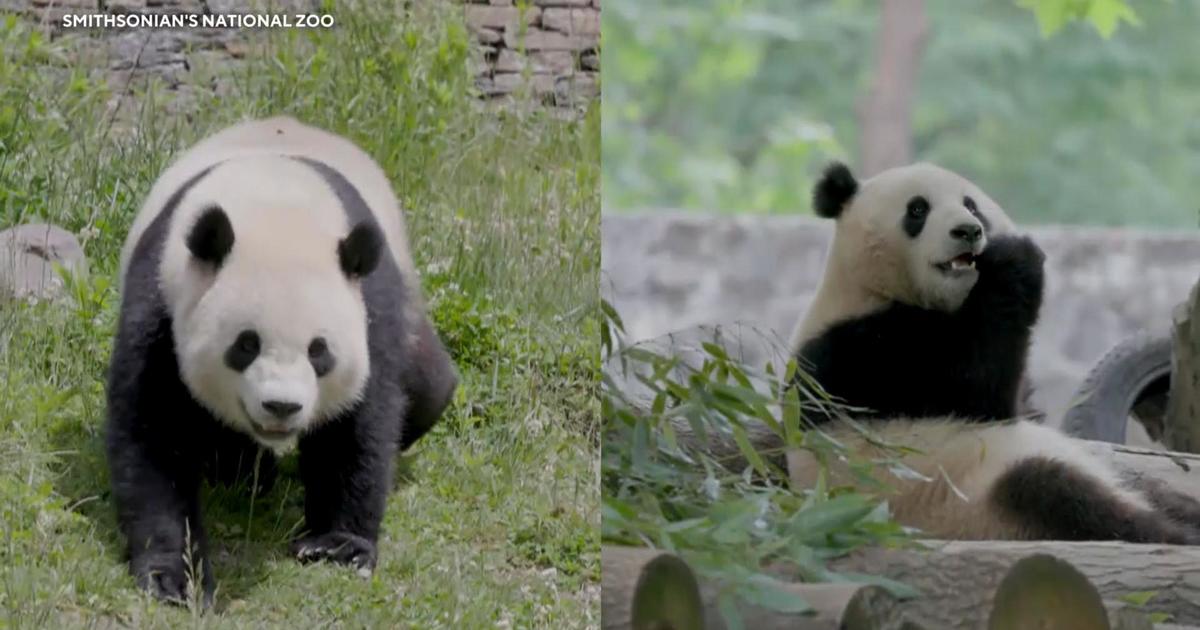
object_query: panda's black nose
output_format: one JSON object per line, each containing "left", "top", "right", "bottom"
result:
{"left": 262, "top": 400, "right": 302, "bottom": 419}
{"left": 950, "top": 223, "right": 983, "bottom": 244}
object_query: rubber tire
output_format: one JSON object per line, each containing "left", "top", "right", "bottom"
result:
{"left": 1060, "top": 332, "right": 1172, "bottom": 444}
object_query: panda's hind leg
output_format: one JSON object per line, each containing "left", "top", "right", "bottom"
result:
{"left": 1123, "top": 473, "right": 1200, "bottom": 535}
{"left": 990, "top": 456, "right": 1200, "bottom": 544}
{"left": 396, "top": 315, "right": 458, "bottom": 451}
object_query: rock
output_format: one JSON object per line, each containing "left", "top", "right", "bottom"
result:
{"left": 495, "top": 49, "right": 576, "bottom": 74}
{"left": 0, "top": 224, "right": 87, "bottom": 302}
{"left": 464, "top": 5, "right": 541, "bottom": 29}
{"left": 542, "top": 8, "right": 599, "bottom": 35}
{"left": 462, "top": 0, "right": 600, "bottom": 109}
{"left": 504, "top": 26, "right": 591, "bottom": 51}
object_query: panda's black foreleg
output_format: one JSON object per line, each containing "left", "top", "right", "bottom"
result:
{"left": 990, "top": 456, "right": 1200, "bottom": 544}
{"left": 293, "top": 380, "right": 403, "bottom": 571}
{"left": 108, "top": 436, "right": 211, "bottom": 604}
{"left": 106, "top": 312, "right": 216, "bottom": 605}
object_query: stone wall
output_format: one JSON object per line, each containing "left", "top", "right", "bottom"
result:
{"left": 464, "top": 0, "right": 600, "bottom": 107}
{"left": 0, "top": 0, "right": 600, "bottom": 126}
{"left": 0, "top": 0, "right": 321, "bottom": 127}
{"left": 602, "top": 214, "right": 1200, "bottom": 423}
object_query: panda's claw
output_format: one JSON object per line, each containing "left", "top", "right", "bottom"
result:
{"left": 142, "top": 570, "right": 187, "bottom": 604}
{"left": 132, "top": 552, "right": 213, "bottom": 608}
{"left": 291, "top": 531, "right": 377, "bottom": 573}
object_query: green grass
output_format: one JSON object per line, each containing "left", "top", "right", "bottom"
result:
{"left": 0, "top": 5, "right": 599, "bottom": 628}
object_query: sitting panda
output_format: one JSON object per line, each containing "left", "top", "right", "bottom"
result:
{"left": 786, "top": 161, "right": 1200, "bottom": 544}
{"left": 106, "top": 116, "right": 458, "bottom": 603}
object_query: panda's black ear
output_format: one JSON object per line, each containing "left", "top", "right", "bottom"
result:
{"left": 186, "top": 205, "right": 235, "bottom": 268}
{"left": 812, "top": 162, "right": 859, "bottom": 219}
{"left": 338, "top": 221, "right": 383, "bottom": 279}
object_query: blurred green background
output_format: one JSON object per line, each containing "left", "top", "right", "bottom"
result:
{"left": 601, "top": 0, "right": 1200, "bottom": 228}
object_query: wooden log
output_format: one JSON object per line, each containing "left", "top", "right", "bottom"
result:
{"left": 1111, "top": 608, "right": 1155, "bottom": 630}
{"left": 986, "top": 553, "right": 1157, "bottom": 629}
{"left": 824, "top": 540, "right": 1200, "bottom": 628}
{"left": 602, "top": 546, "right": 704, "bottom": 630}
{"left": 987, "top": 554, "right": 1110, "bottom": 629}
{"left": 601, "top": 545, "right": 919, "bottom": 630}
{"left": 1166, "top": 280, "right": 1200, "bottom": 453}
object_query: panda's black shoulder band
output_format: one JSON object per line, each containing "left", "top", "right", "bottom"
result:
{"left": 813, "top": 162, "right": 858, "bottom": 218}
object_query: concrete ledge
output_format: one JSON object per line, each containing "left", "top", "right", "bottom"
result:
{"left": 601, "top": 213, "right": 1200, "bottom": 420}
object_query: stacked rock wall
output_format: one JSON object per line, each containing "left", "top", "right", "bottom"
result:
{"left": 464, "top": 0, "right": 600, "bottom": 107}
{"left": 0, "top": 0, "right": 601, "bottom": 119}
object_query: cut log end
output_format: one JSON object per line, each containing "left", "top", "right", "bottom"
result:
{"left": 987, "top": 554, "right": 1111, "bottom": 630}
{"left": 602, "top": 546, "right": 921, "bottom": 630}
{"left": 631, "top": 553, "right": 705, "bottom": 630}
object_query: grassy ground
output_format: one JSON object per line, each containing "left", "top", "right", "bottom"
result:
{"left": 0, "top": 5, "right": 599, "bottom": 628}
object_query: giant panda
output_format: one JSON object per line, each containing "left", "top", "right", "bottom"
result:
{"left": 785, "top": 161, "right": 1200, "bottom": 544}
{"left": 106, "top": 116, "right": 458, "bottom": 603}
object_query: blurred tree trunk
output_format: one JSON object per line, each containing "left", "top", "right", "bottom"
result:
{"left": 858, "top": 0, "right": 929, "bottom": 177}
{"left": 1165, "top": 281, "right": 1200, "bottom": 452}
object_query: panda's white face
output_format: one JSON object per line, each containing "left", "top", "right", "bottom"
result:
{"left": 833, "top": 163, "right": 1015, "bottom": 312}
{"left": 177, "top": 264, "right": 370, "bottom": 452}
{"left": 165, "top": 185, "right": 380, "bottom": 453}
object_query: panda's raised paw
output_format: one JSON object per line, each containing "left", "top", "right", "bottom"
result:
{"left": 291, "top": 531, "right": 377, "bottom": 574}
{"left": 978, "top": 233, "right": 1046, "bottom": 270}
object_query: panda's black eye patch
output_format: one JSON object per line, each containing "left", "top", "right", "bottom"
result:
{"left": 906, "top": 196, "right": 930, "bottom": 217}
{"left": 308, "top": 336, "right": 335, "bottom": 377}
{"left": 963, "top": 195, "right": 990, "bottom": 231}
{"left": 903, "top": 196, "right": 931, "bottom": 238}
{"left": 225, "top": 330, "right": 260, "bottom": 372}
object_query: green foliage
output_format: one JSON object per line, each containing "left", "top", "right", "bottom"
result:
{"left": 600, "top": 302, "right": 915, "bottom": 628}
{"left": 1118, "top": 590, "right": 1158, "bottom": 607}
{"left": 1017, "top": 0, "right": 1139, "bottom": 37}
{"left": 603, "top": 0, "right": 851, "bottom": 214}
{"left": 0, "top": 3, "right": 598, "bottom": 627}
{"left": 603, "top": 0, "right": 1200, "bottom": 228}
{"left": 428, "top": 273, "right": 524, "bottom": 372}
{"left": 1119, "top": 590, "right": 1172, "bottom": 623}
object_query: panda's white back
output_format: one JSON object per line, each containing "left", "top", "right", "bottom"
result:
{"left": 120, "top": 116, "right": 416, "bottom": 289}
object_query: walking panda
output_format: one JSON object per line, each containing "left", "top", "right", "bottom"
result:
{"left": 106, "top": 116, "right": 458, "bottom": 602}
{"left": 787, "top": 161, "right": 1200, "bottom": 543}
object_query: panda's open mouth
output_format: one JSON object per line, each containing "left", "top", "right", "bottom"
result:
{"left": 238, "top": 398, "right": 297, "bottom": 440}
{"left": 251, "top": 422, "right": 296, "bottom": 440}
{"left": 934, "top": 252, "right": 977, "bottom": 274}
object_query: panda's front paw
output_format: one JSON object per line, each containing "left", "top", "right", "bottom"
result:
{"left": 978, "top": 234, "right": 1045, "bottom": 271}
{"left": 131, "top": 551, "right": 213, "bottom": 607}
{"left": 969, "top": 233, "right": 1046, "bottom": 325}
{"left": 291, "top": 531, "right": 377, "bottom": 575}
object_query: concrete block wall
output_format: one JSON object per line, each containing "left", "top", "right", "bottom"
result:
{"left": 602, "top": 213, "right": 1200, "bottom": 422}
